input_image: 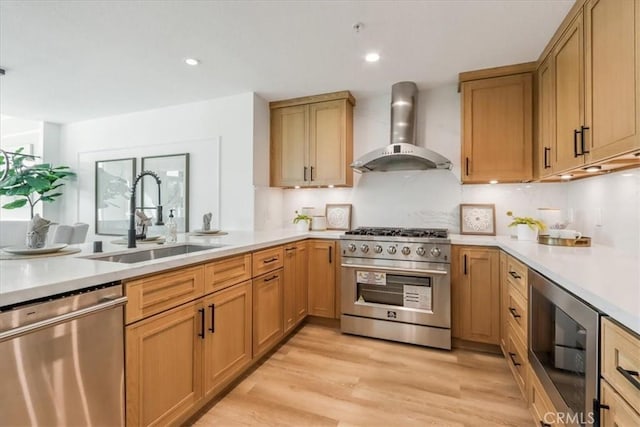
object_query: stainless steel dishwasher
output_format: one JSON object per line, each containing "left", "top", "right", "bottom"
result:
{"left": 0, "top": 282, "right": 127, "bottom": 426}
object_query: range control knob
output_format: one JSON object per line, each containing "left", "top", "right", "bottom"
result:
{"left": 387, "top": 246, "right": 397, "bottom": 255}
{"left": 348, "top": 243, "right": 357, "bottom": 252}
{"left": 430, "top": 247, "right": 442, "bottom": 257}
{"left": 374, "top": 245, "right": 383, "bottom": 253}
{"left": 361, "top": 244, "right": 370, "bottom": 253}
{"left": 416, "top": 247, "right": 426, "bottom": 256}
{"left": 401, "top": 246, "right": 411, "bottom": 255}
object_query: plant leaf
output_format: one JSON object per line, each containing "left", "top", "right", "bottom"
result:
{"left": 25, "top": 176, "right": 51, "bottom": 192}
{"left": 2, "top": 199, "right": 28, "bottom": 209}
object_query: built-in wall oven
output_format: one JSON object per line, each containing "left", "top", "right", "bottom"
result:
{"left": 529, "top": 269, "right": 600, "bottom": 426}
{"left": 340, "top": 227, "right": 451, "bottom": 350}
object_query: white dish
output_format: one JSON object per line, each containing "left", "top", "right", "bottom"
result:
{"left": 2, "top": 243, "right": 68, "bottom": 255}
{"left": 191, "top": 229, "right": 221, "bottom": 234}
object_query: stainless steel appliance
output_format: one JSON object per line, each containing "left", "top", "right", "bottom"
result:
{"left": 0, "top": 282, "right": 127, "bottom": 426}
{"left": 529, "top": 270, "right": 600, "bottom": 426}
{"left": 340, "top": 227, "right": 451, "bottom": 349}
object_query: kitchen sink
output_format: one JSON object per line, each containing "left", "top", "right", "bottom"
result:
{"left": 90, "top": 244, "right": 223, "bottom": 264}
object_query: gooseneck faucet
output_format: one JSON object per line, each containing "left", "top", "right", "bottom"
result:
{"left": 128, "top": 170, "right": 164, "bottom": 248}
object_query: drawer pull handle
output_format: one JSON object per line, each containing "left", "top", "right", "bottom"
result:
{"left": 264, "top": 275, "right": 278, "bottom": 282}
{"left": 509, "top": 271, "right": 521, "bottom": 280}
{"left": 263, "top": 257, "right": 278, "bottom": 264}
{"left": 508, "top": 352, "right": 521, "bottom": 367}
{"left": 198, "top": 308, "right": 205, "bottom": 339}
{"left": 616, "top": 366, "right": 640, "bottom": 390}
{"left": 208, "top": 304, "right": 215, "bottom": 333}
{"left": 540, "top": 422, "right": 551, "bottom": 427}
{"left": 508, "top": 307, "right": 521, "bottom": 319}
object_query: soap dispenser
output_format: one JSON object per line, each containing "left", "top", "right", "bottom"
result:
{"left": 166, "top": 209, "right": 177, "bottom": 243}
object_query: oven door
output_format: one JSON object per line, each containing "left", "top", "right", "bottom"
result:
{"left": 341, "top": 258, "right": 450, "bottom": 328}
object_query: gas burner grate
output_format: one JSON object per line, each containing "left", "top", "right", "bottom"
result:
{"left": 345, "top": 227, "right": 448, "bottom": 238}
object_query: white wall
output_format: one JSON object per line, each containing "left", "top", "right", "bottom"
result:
{"left": 282, "top": 84, "right": 639, "bottom": 255}
{"left": 59, "top": 93, "right": 260, "bottom": 239}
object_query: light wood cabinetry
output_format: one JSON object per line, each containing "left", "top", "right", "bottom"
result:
{"left": 283, "top": 242, "right": 309, "bottom": 333}
{"left": 125, "top": 265, "right": 205, "bottom": 324}
{"left": 295, "top": 241, "right": 309, "bottom": 321}
{"left": 460, "top": 66, "right": 534, "bottom": 184}
{"left": 203, "top": 280, "right": 252, "bottom": 399}
{"left": 270, "top": 91, "right": 355, "bottom": 188}
{"left": 451, "top": 246, "right": 500, "bottom": 344}
{"left": 204, "top": 253, "right": 252, "bottom": 294}
{"left": 252, "top": 270, "right": 284, "bottom": 358}
{"left": 307, "top": 239, "right": 336, "bottom": 318}
{"left": 600, "top": 318, "right": 640, "bottom": 422}
{"left": 252, "top": 246, "right": 284, "bottom": 277}
{"left": 536, "top": 0, "right": 640, "bottom": 179}
{"left": 126, "top": 301, "right": 203, "bottom": 427}
{"left": 529, "top": 365, "right": 563, "bottom": 427}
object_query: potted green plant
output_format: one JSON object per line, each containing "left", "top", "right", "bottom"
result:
{"left": 293, "top": 210, "right": 312, "bottom": 232}
{"left": 506, "top": 211, "right": 546, "bottom": 241}
{"left": 0, "top": 149, "right": 76, "bottom": 219}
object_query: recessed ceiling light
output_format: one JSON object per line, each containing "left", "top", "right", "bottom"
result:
{"left": 560, "top": 174, "right": 573, "bottom": 180}
{"left": 365, "top": 52, "right": 380, "bottom": 63}
{"left": 184, "top": 58, "right": 200, "bottom": 66}
{"left": 583, "top": 165, "right": 601, "bottom": 173}
{"left": 489, "top": 180, "right": 498, "bottom": 184}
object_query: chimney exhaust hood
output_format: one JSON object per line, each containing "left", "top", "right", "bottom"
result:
{"left": 351, "top": 82, "right": 452, "bottom": 173}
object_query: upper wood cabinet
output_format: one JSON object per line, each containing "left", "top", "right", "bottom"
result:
{"left": 536, "top": 0, "right": 640, "bottom": 178}
{"left": 307, "top": 239, "right": 336, "bottom": 318}
{"left": 270, "top": 91, "right": 355, "bottom": 188}
{"left": 460, "top": 66, "right": 534, "bottom": 183}
{"left": 451, "top": 246, "right": 500, "bottom": 344}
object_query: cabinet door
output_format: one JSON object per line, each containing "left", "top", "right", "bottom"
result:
{"left": 461, "top": 73, "right": 533, "bottom": 183}
{"left": 499, "top": 251, "right": 509, "bottom": 353}
{"left": 554, "top": 13, "right": 586, "bottom": 172}
{"left": 307, "top": 240, "right": 336, "bottom": 318}
{"left": 203, "top": 280, "right": 252, "bottom": 399}
{"left": 295, "top": 240, "right": 309, "bottom": 322}
{"left": 537, "top": 56, "right": 556, "bottom": 178}
{"left": 309, "top": 100, "right": 353, "bottom": 187}
{"left": 283, "top": 245, "right": 297, "bottom": 333}
{"left": 252, "top": 270, "right": 284, "bottom": 358}
{"left": 126, "top": 302, "right": 203, "bottom": 427}
{"left": 585, "top": 0, "right": 640, "bottom": 161}
{"left": 270, "top": 105, "right": 308, "bottom": 187}
{"left": 455, "top": 247, "right": 500, "bottom": 344}
{"left": 601, "top": 380, "right": 640, "bottom": 427}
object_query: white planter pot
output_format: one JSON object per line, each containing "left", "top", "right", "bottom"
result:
{"left": 516, "top": 224, "right": 538, "bottom": 241}
{"left": 295, "top": 221, "right": 310, "bottom": 232}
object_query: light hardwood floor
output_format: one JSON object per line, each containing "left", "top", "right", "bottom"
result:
{"left": 191, "top": 323, "right": 532, "bottom": 426}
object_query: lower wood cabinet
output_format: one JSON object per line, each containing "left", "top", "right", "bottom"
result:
{"left": 283, "top": 242, "right": 308, "bottom": 333}
{"left": 528, "top": 365, "right": 563, "bottom": 427}
{"left": 253, "top": 269, "right": 284, "bottom": 358}
{"left": 601, "top": 380, "right": 640, "bottom": 427}
{"left": 126, "top": 301, "right": 203, "bottom": 427}
{"left": 203, "top": 281, "right": 252, "bottom": 399}
{"left": 307, "top": 239, "right": 336, "bottom": 318}
{"left": 452, "top": 246, "right": 500, "bottom": 344}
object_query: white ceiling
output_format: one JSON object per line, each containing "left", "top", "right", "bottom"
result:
{"left": 0, "top": 0, "right": 573, "bottom": 124}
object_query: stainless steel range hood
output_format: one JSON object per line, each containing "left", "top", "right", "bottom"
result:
{"left": 351, "top": 82, "right": 452, "bottom": 173}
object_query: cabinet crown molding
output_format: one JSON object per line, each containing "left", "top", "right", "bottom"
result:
{"left": 269, "top": 91, "right": 355, "bottom": 109}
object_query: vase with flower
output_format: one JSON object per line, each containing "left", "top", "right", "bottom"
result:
{"left": 506, "top": 211, "right": 546, "bottom": 241}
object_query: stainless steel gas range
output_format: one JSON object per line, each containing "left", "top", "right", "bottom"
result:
{"left": 340, "top": 227, "right": 451, "bottom": 350}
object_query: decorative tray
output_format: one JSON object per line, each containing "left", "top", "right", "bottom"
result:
{"left": 538, "top": 235, "right": 591, "bottom": 247}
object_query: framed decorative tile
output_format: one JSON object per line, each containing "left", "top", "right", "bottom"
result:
{"left": 325, "top": 204, "right": 352, "bottom": 231}
{"left": 460, "top": 203, "right": 496, "bottom": 236}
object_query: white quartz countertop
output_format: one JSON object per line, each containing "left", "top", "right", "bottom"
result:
{"left": 451, "top": 234, "right": 640, "bottom": 335}
{"left": 0, "top": 229, "right": 343, "bottom": 308}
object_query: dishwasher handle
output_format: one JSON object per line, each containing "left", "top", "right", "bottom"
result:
{"left": 0, "top": 295, "right": 128, "bottom": 342}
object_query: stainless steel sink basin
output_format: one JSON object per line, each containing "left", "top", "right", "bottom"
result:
{"left": 91, "top": 244, "right": 223, "bottom": 264}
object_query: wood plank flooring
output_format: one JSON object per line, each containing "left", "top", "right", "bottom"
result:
{"left": 192, "top": 323, "right": 532, "bottom": 426}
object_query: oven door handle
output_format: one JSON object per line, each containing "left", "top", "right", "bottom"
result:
{"left": 341, "top": 263, "right": 448, "bottom": 275}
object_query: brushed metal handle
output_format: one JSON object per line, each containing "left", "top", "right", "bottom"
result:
{"left": 616, "top": 366, "right": 640, "bottom": 390}
{"left": 341, "top": 263, "right": 447, "bottom": 275}
{"left": 509, "top": 307, "right": 521, "bottom": 319}
{"left": 508, "top": 352, "right": 521, "bottom": 367}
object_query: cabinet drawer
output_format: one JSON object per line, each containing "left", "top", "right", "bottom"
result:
{"left": 601, "top": 380, "right": 640, "bottom": 427}
{"left": 506, "top": 323, "right": 528, "bottom": 399}
{"left": 602, "top": 318, "right": 640, "bottom": 410}
{"left": 505, "top": 282, "right": 528, "bottom": 345}
{"left": 205, "top": 253, "right": 252, "bottom": 294}
{"left": 252, "top": 246, "right": 284, "bottom": 277}
{"left": 529, "top": 365, "right": 561, "bottom": 427}
{"left": 126, "top": 265, "right": 205, "bottom": 324}
{"left": 505, "top": 255, "right": 528, "bottom": 298}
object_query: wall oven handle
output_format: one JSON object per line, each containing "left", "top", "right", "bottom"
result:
{"left": 508, "top": 307, "right": 521, "bottom": 319}
{"left": 616, "top": 366, "right": 640, "bottom": 391}
{"left": 341, "top": 263, "right": 447, "bottom": 275}
{"left": 0, "top": 296, "right": 127, "bottom": 342}
{"left": 508, "top": 352, "right": 521, "bottom": 367}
